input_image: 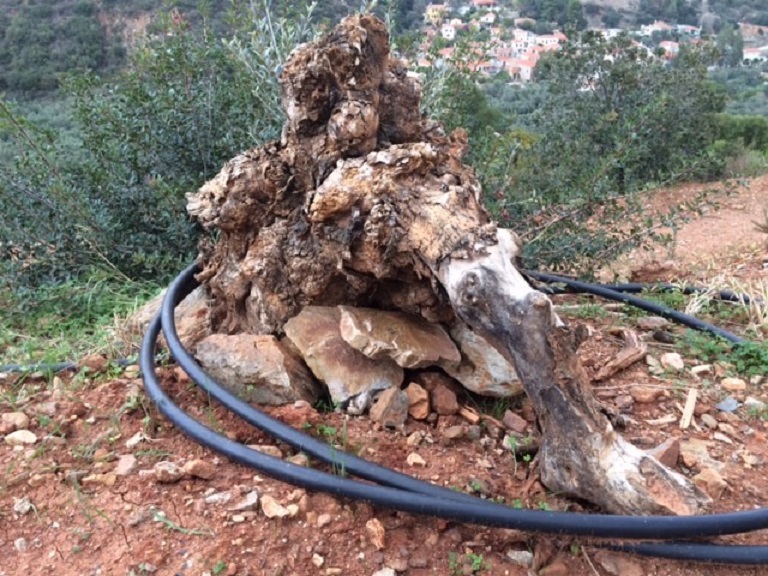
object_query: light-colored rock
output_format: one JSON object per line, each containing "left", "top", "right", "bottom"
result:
{"left": 406, "top": 452, "right": 426, "bottom": 467}
{"left": 717, "top": 422, "right": 738, "bottom": 436}
{"left": 228, "top": 491, "right": 259, "bottom": 512}
{"left": 502, "top": 410, "right": 528, "bottom": 434}
{"left": 645, "top": 355, "right": 664, "bottom": 375}
{"left": 369, "top": 387, "right": 409, "bottom": 428}
{"left": 13, "top": 538, "right": 28, "bottom": 552}
{"left": 260, "top": 494, "right": 291, "bottom": 518}
{"left": 594, "top": 550, "right": 643, "bottom": 576}
{"left": 366, "top": 518, "right": 386, "bottom": 550}
{"left": 248, "top": 444, "right": 283, "bottom": 458}
{"left": 693, "top": 467, "right": 728, "bottom": 499}
{"left": 120, "top": 285, "right": 210, "bottom": 351}
{"left": 195, "top": 333, "right": 321, "bottom": 405}
{"left": 316, "top": 513, "right": 332, "bottom": 528}
{"left": 339, "top": 306, "right": 460, "bottom": 368}
{"left": 647, "top": 438, "right": 680, "bottom": 468}
{"left": 406, "top": 430, "right": 424, "bottom": 446}
{"left": 431, "top": 384, "right": 459, "bottom": 416}
{"left": 311, "top": 554, "right": 324, "bottom": 568}
{"left": 636, "top": 316, "right": 670, "bottom": 331}
{"left": 284, "top": 306, "right": 403, "bottom": 410}
{"left": 82, "top": 473, "right": 117, "bottom": 487}
{"left": 115, "top": 454, "right": 138, "bottom": 476}
{"left": 286, "top": 453, "right": 310, "bottom": 467}
{"left": 13, "top": 497, "right": 33, "bottom": 515}
{"left": 505, "top": 550, "right": 533, "bottom": 567}
{"left": 183, "top": 459, "right": 217, "bottom": 480}
{"left": 660, "top": 352, "right": 684, "bottom": 371}
{"left": 629, "top": 385, "right": 664, "bottom": 404}
{"left": 440, "top": 322, "right": 523, "bottom": 397}
{"left": 691, "top": 364, "right": 713, "bottom": 377}
{"left": 679, "top": 438, "right": 723, "bottom": 471}
{"left": 700, "top": 414, "right": 718, "bottom": 429}
{"left": 204, "top": 491, "right": 233, "bottom": 505}
{"left": 153, "top": 461, "right": 184, "bottom": 483}
{"left": 721, "top": 377, "right": 747, "bottom": 392}
{"left": 28, "top": 474, "right": 47, "bottom": 488}
{"left": 79, "top": 354, "right": 109, "bottom": 374}
{"left": 745, "top": 396, "right": 766, "bottom": 411}
{"left": 4, "top": 430, "right": 37, "bottom": 446}
{"left": 442, "top": 425, "right": 465, "bottom": 440}
{"left": 712, "top": 432, "right": 733, "bottom": 444}
{"left": 1, "top": 412, "right": 30, "bottom": 433}
{"left": 404, "top": 382, "right": 429, "bottom": 420}
{"left": 371, "top": 568, "right": 396, "bottom": 576}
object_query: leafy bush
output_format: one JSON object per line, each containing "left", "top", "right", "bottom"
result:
{"left": 494, "top": 32, "right": 726, "bottom": 271}
{"left": 0, "top": 4, "right": 315, "bottom": 288}
{"left": 715, "top": 113, "right": 768, "bottom": 151}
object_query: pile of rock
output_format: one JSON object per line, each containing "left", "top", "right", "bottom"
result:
{"left": 193, "top": 304, "right": 523, "bottom": 415}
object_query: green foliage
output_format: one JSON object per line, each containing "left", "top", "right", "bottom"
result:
{"left": 0, "top": 270, "right": 159, "bottom": 364}
{"left": 419, "top": 39, "right": 537, "bottom": 212}
{"left": 716, "top": 114, "right": 768, "bottom": 151}
{"left": 0, "top": 0, "right": 116, "bottom": 97}
{"left": 448, "top": 552, "right": 489, "bottom": 575}
{"left": 496, "top": 32, "right": 726, "bottom": 271}
{"left": 709, "top": 67, "right": 768, "bottom": 117}
{"left": 708, "top": 0, "right": 768, "bottom": 25}
{"left": 731, "top": 342, "right": 768, "bottom": 377}
{"left": 602, "top": 9, "right": 622, "bottom": 28}
{"left": 715, "top": 24, "right": 744, "bottom": 68}
{"left": 680, "top": 330, "right": 768, "bottom": 376}
{"left": 634, "top": 0, "right": 700, "bottom": 26}
{"left": 519, "top": 0, "right": 586, "bottom": 30}
{"left": 0, "top": 4, "right": 314, "bottom": 289}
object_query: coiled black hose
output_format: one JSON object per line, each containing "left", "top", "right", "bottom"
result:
{"left": 528, "top": 272, "right": 747, "bottom": 344}
{"left": 138, "top": 264, "right": 768, "bottom": 565}
{"left": 2, "top": 273, "right": 754, "bottom": 373}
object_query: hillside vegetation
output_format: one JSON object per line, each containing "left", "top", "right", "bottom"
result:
{"left": 1, "top": 0, "right": 767, "bottom": 99}
{"left": 0, "top": 1, "right": 766, "bottom": 354}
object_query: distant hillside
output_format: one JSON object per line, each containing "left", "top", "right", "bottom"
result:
{"left": 0, "top": 0, "right": 766, "bottom": 99}
{"left": 0, "top": 0, "right": 430, "bottom": 99}
{"left": 579, "top": 0, "right": 768, "bottom": 27}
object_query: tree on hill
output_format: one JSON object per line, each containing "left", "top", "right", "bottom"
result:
{"left": 499, "top": 31, "right": 726, "bottom": 268}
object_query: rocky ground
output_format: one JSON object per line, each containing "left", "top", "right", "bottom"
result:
{"left": 0, "top": 175, "right": 767, "bottom": 576}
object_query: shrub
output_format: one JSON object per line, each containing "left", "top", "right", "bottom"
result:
{"left": 496, "top": 32, "right": 726, "bottom": 271}
{"left": 0, "top": 3, "right": 315, "bottom": 288}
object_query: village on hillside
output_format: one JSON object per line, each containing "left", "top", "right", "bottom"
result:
{"left": 413, "top": 0, "right": 768, "bottom": 83}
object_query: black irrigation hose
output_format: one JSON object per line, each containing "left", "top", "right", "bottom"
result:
{"left": 0, "top": 357, "right": 136, "bottom": 375}
{"left": 4, "top": 272, "right": 756, "bottom": 374}
{"left": 536, "top": 278, "right": 761, "bottom": 306}
{"left": 137, "top": 263, "right": 768, "bottom": 565}
{"left": 527, "top": 271, "right": 747, "bottom": 345}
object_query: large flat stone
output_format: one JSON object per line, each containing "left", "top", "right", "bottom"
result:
{"left": 284, "top": 306, "right": 403, "bottom": 410}
{"left": 440, "top": 322, "right": 523, "bottom": 398}
{"left": 195, "top": 334, "right": 321, "bottom": 405}
{"left": 339, "top": 306, "right": 460, "bottom": 369}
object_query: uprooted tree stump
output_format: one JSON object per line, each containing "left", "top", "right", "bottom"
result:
{"left": 185, "top": 14, "right": 709, "bottom": 516}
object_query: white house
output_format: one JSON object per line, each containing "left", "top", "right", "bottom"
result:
{"left": 744, "top": 47, "right": 768, "bottom": 64}
{"left": 479, "top": 12, "right": 497, "bottom": 26}
{"left": 640, "top": 20, "right": 674, "bottom": 37}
